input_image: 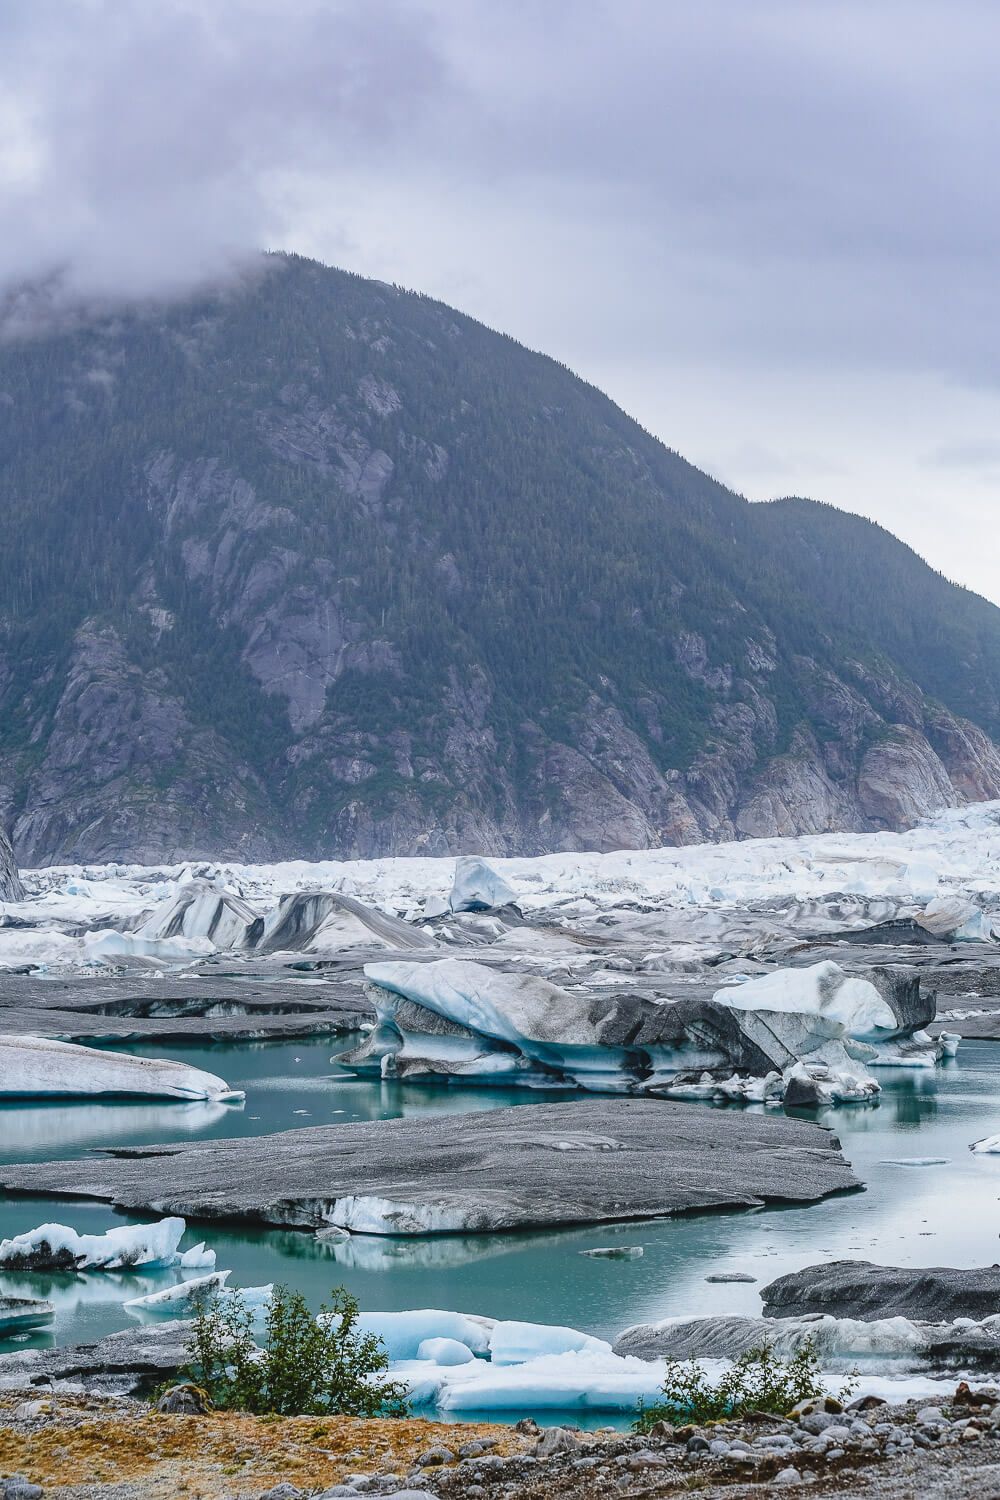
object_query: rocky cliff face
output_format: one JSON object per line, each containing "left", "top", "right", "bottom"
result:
{"left": 0, "top": 826, "right": 23, "bottom": 900}
{"left": 1, "top": 254, "right": 999, "bottom": 864}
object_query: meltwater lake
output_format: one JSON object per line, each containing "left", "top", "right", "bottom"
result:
{"left": 3, "top": 1036, "right": 1000, "bottom": 1358}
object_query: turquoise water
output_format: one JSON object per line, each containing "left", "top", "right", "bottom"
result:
{"left": 3, "top": 1039, "right": 1000, "bottom": 1379}
{"left": 0, "top": 1036, "right": 567, "bottom": 1164}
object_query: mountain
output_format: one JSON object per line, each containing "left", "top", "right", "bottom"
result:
{"left": 1, "top": 252, "right": 998, "bottom": 865}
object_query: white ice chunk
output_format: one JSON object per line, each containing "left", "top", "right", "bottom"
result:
{"left": 0, "top": 1217, "right": 188, "bottom": 1272}
{"left": 487, "top": 1320, "right": 612, "bottom": 1365}
{"left": 711, "top": 961, "right": 896, "bottom": 1036}
{"left": 178, "top": 1242, "right": 217, "bottom": 1268}
{"left": 124, "top": 1270, "right": 231, "bottom": 1312}
{"left": 355, "top": 1309, "right": 495, "bottom": 1360}
{"left": 449, "top": 857, "right": 518, "bottom": 913}
{"left": 415, "top": 1337, "right": 476, "bottom": 1365}
{"left": 0, "top": 1034, "right": 241, "bottom": 1102}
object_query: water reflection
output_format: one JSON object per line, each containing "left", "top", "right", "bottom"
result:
{"left": 0, "top": 1097, "right": 242, "bottom": 1162}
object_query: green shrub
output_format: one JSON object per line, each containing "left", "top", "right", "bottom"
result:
{"left": 633, "top": 1339, "right": 850, "bottom": 1430}
{"left": 179, "top": 1283, "right": 409, "bottom": 1418}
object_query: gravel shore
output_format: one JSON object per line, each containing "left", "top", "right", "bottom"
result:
{"left": 5, "top": 1381, "right": 1000, "bottom": 1498}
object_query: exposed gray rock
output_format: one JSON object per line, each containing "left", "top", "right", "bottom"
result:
{"left": 0, "top": 1099, "right": 860, "bottom": 1233}
{"left": 10, "top": 621, "right": 279, "bottom": 866}
{"left": 762, "top": 1260, "right": 1000, "bottom": 1322}
{"left": 0, "top": 1321, "right": 191, "bottom": 1395}
{"left": 613, "top": 1311, "right": 1000, "bottom": 1371}
{"left": 0, "top": 826, "right": 23, "bottom": 902}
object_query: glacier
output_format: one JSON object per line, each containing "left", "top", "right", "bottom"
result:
{"left": 0, "top": 1034, "right": 241, "bottom": 1102}
{"left": 1, "top": 798, "right": 998, "bottom": 974}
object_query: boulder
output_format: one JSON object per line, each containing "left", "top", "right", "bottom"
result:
{"left": 0, "top": 827, "right": 23, "bottom": 903}
{"left": 762, "top": 1259, "right": 1000, "bottom": 1322}
{"left": 613, "top": 1310, "right": 1000, "bottom": 1371}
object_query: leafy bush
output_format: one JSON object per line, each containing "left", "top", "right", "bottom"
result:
{"left": 180, "top": 1283, "right": 409, "bottom": 1418}
{"left": 634, "top": 1339, "right": 849, "bottom": 1430}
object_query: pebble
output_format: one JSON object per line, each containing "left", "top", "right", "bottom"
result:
{"left": 774, "top": 1467, "right": 803, "bottom": 1486}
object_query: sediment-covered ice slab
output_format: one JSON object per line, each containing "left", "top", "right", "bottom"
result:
{"left": 0, "top": 1098, "right": 860, "bottom": 1234}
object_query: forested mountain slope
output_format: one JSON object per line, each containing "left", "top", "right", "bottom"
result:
{"left": 1, "top": 253, "right": 997, "bottom": 863}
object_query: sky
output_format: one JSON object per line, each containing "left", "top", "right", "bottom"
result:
{"left": 2, "top": 0, "right": 1000, "bottom": 603}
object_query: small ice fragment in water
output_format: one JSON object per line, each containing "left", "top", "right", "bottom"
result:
{"left": 881, "top": 1157, "right": 949, "bottom": 1167}
{"left": 580, "top": 1246, "right": 643, "bottom": 1260}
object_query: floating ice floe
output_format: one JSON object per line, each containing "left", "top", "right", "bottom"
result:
{"left": 971, "top": 1134, "right": 1000, "bottom": 1154}
{"left": 0, "top": 1034, "right": 242, "bottom": 1102}
{"left": 0, "top": 1217, "right": 212, "bottom": 1273}
{"left": 124, "top": 1270, "right": 231, "bottom": 1312}
{"left": 614, "top": 1308, "right": 1000, "bottom": 1373}
{"left": 580, "top": 1246, "right": 644, "bottom": 1260}
{"left": 125, "top": 1271, "right": 273, "bottom": 1317}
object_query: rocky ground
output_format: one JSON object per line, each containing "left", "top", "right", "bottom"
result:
{"left": 3, "top": 1384, "right": 1000, "bottom": 1499}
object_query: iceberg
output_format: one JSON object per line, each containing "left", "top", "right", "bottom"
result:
{"left": 710, "top": 961, "right": 897, "bottom": 1036}
{"left": 248, "top": 890, "right": 437, "bottom": 954}
{"left": 415, "top": 1336, "right": 476, "bottom": 1365}
{"left": 0, "top": 1217, "right": 192, "bottom": 1272}
{"left": 449, "top": 856, "right": 518, "bottom": 913}
{"left": 614, "top": 1309, "right": 1000, "bottom": 1373}
{"left": 343, "top": 955, "right": 929, "bottom": 1099}
{"left": 124, "top": 1270, "right": 231, "bottom": 1313}
{"left": 0, "top": 1034, "right": 242, "bottom": 1102}
{"left": 487, "top": 1319, "right": 611, "bottom": 1365}
{"left": 136, "top": 879, "right": 259, "bottom": 949}
{"left": 0, "top": 1294, "right": 54, "bottom": 1333}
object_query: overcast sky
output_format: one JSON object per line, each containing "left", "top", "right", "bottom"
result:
{"left": 3, "top": 0, "right": 1000, "bottom": 603}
